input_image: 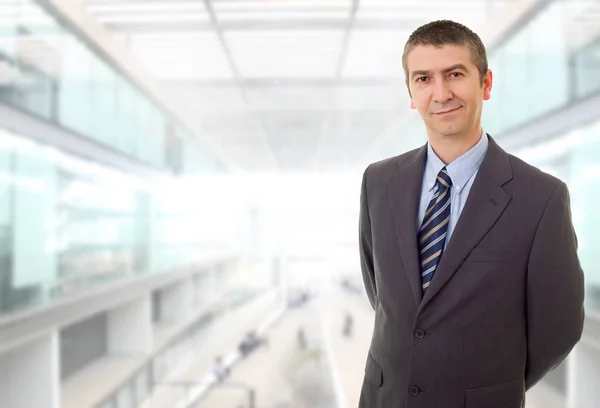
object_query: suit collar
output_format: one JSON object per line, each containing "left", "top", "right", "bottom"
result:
{"left": 388, "top": 135, "right": 513, "bottom": 308}
{"left": 420, "top": 135, "right": 513, "bottom": 308}
{"left": 388, "top": 145, "right": 428, "bottom": 306}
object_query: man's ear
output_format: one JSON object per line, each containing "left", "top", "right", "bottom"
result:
{"left": 410, "top": 99, "right": 416, "bottom": 109}
{"left": 483, "top": 69, "right": 493, "bottom": 101}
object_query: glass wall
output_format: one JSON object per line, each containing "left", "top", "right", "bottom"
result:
{"left": 512, "top": 119, "right": 600, "bottom": 307}
{"left": 0, "top": 0, "right": 232, "bottom": 316}
{"left": 376, "top": 0, "right": 600, "bottom": 157}
{"left": 0, "top": 125, "right": 241, "bottom": 317}
{"left": 572, "top": 33, "right": 600, "bottom": 100}
{"left": 483, "top": 0, "right": 600, "bottom": 135}
{"left": 0, "top": 0, "right": 224, "bottom": 174}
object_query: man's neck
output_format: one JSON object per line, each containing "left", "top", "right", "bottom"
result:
{"left": 427, "top": 127, "right": 482, "bottom": 165}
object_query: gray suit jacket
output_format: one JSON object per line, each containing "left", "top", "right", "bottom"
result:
{"left": 358, "top": 136, "right": 584, "bottom": 408}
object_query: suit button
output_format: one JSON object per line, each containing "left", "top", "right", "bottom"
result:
{"left": 414, "top": 329, "right": 425, "bottom": 339}
{"left": 409, "top": 386, "right": 420, "bottom": 396}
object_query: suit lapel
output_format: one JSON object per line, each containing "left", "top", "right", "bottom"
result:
{"left": 420, "top": 136, "right": 513, "bottom": 309}
{"left": 388, "top": 145, "right": 427, "bottom": 306}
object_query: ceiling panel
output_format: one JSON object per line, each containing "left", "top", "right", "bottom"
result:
{"left": 96, "top": 13, "right": 210, "bottom": 24}
{"left": 213, "top": 0, "right": 353, "bottom": 12}
{"left": 80, "top": 0, "right": 530, "bottom": 172}
{"left": 333, "top": 84, "right": 409, "bottom": 111}
{"left": 245, "top": 86, "right": 334, "bottom": 112}
{"left": 217, "top": 11, "right": 350, "bottom": 21}
{"left": 86, "top": 2, "right": 207, "bottom": 14}
{"left": 225, "top": 30, "right": 345, "bottom": 78}
{"left": 164, "top": 82, "right": 248, "bottom": 114}
{"left": 342, "top": 30, "right": 410, "bottom": 78}
{"left": 127, "top": 32, "right": 234, "bottom": 80}
{"left": 181, "top": 111, "right": 278, "bottom": 170}
{"left": 258, "top": 112, "right": 326, "bottom": 169}
{"left": 315, "top": 111, "right": 401, "bottom": 170}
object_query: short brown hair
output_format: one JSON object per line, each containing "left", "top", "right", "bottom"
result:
{"left": 402, "top": 20, "right": 488, "bottom": 86}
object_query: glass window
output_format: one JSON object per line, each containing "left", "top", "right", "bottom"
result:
{"left": 0, "top": 126, "right": 161, "bottom": 316}
{"left": 152, "top": 353, "right": 167, "bottom": 384}
{"left": 58, "top": 34, "right": 92, "bottom": 136}
{"left": 511, "top": 119, "right": 600, "bottom": 308}
{"left": 154, "top": 115, "right": 167, "bottom": 168}
{"left": 135, "top": 98, "right": 152, "bottom": 164}
{"left": 1, "top": 0, "right": 224, "bottom": 173}
{"left": 12, "top": 144, "right": 57, "bottom": 300}
{"left": 0, "top": 137, "right": 14, "bottom": 314}
{"left": 0, "top": 0, "right": 18, "bottom": 60}
{"left": 11, "top": 0, "right": 60, "bottom": 119}
{"left": 502, "top": 26, "right": 531, "bottom": 129}
{"left": 566, "top": 125, "right": 600, "bottom": 290}
{"left": 115, "top": 80, "right": 136, "bottom": 155}
{"left": 116, "top": 384, "right": 134, "bottom": 408}
{"left": 0, "top": 0, "right": 227, "bottom": 318}
{"left": 134, "top": 368, "right": 150, "bottom": 405}
{"left": 147, "top": 105, "right": 163, "bottom": 166}
{"left": 483, "top": 0, "right": 575, "bottom": 134}
{"left": 529, "top": 0, "right": 569, "bottom": 116}
{"left": 90, "top": 56, "right": 116, "bottom": 145}
{"left": 0, "top": 1, "right": 19, "bottom": 110}
{"left": 483, "top": 48, "right": 502, "bottom": 136}
{"left": 572, "top": 37, "right": 600, "bottom": 99}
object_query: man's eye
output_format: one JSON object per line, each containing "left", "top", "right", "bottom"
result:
{"left": 417, "top": 77, "right": 428, "bottom": 82}
{"left": 449, "top": 72, "right": 462, "bottom": 78}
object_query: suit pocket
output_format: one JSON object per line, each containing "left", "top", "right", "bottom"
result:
{"left": 464, "top": 247, "right": 516, "bottom": 263}
{"left": 466, "top": 378, "right": 524, "bottom": 408}
{"left": 364, "top": 352, "right": 383, "bottom": 387}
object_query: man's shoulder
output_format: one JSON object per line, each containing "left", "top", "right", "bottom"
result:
{"left": 505, "top": 152, "right": 565, "bottom": 197}
{"left": 506, "top": 152, "right": 562, "bottom": 184}
{"left": 364, "top": 145, "right": 424, "bottom": 176}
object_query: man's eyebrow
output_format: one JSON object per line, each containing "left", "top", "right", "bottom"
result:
{"left": 443, "top": 64, "right": 469, "bottom": 73}
{"left": 410, "top": 70, "right": 430, "bottom": 80}
{"left": 410, "top": 64, "right": 469, "bottom": 80}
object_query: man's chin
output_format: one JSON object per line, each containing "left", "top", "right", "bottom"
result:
{"left": 432, "top": 127, "right": 462, "bottom": 138}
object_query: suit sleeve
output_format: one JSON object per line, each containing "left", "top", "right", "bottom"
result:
{"left": 359, "top": 165, "right": 377, "bottom": 310}
{"left": 525, "top": 181, "right": 585, "bottom": 390}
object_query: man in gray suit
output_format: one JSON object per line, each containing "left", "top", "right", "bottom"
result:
{"left": 358, "top": 20, "right": 585, "bottom": 408}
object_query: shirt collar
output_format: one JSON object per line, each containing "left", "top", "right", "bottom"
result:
{"left": 425, "top": 129, "right": 488, "bottom": 193}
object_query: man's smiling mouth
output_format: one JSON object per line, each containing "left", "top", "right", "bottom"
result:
{"left": 434, "top": 106, "right": 462, "bottom": 115}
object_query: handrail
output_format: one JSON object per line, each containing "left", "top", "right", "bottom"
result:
{"left": 163, "top": 380, "right": 255, "bottom": 408}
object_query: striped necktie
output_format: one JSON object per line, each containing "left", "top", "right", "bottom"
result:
{"left": 418, "top": 167, "right": 452, "bottom": 293}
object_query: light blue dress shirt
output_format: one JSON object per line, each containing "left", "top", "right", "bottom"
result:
{"left": 417, "top": 130, "right": 489, "bottom": 248}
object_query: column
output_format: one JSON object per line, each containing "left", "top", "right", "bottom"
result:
{"left": 0, "top": 332, "right": 60, "bottom": 408}
{"left": 159, "top": 278, "right": 194, "bottom": 323}
{"left": 107, "top": 294, "right": 153, "bottom": 354}
{"left": 568, "top": 341, "right": 600, "bottom": 408}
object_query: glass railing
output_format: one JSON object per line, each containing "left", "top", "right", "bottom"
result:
{"left": 379, "top": 0, "right": 600, "bottom": 156}
{"left": 0, "top": 125, "right": 233, "bottom": 318}
{"left": 482, "top": 0, "right": 600, "bottom": 135}
{"left": 0, "top": 0, "right": 224, "bottom": 174}
{"left": 571, "top": 33, "right": 600, "bottom": 100}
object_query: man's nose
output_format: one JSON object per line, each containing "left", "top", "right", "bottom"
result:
{"left": 432, "top": 79, "right": 453, "bottom": 103}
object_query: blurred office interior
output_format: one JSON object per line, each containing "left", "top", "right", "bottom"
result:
{"left": 0, "top": 0, "right": 599, "bottom": 407}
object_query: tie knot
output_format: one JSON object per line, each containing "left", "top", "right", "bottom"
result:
{"left": 436, "top": 167, "right": 452, "bottom": 190}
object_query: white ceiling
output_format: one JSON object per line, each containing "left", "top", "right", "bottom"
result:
{"left": 81, "top": 0, "right": 521, "bottom": 172}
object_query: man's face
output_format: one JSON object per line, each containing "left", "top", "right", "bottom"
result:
{"left": 406, "top": 44, "right": 492, "bottom": 139}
